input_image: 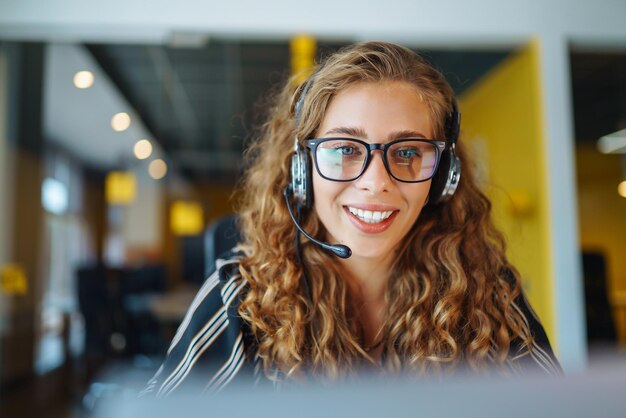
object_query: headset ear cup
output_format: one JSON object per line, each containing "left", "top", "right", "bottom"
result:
{"left": 304, "top": 151, "right": 313, "bottom": 209}
{"left": 290, "top": 142, "right": 313, "bottom": 209}
{"left": 443, "top": 153, "right": 461, "bottom": 199}
{"left": 430, "top": 149, "right": 461, "bottom": 205}
{"left": 429, "top": 100, "right": 461, "bottom": 205}
{"left": 429, "top": 148, "right": 451, "bottom": 205}
{"left": 291, "top": 147, "right": 304, "bottom": 205}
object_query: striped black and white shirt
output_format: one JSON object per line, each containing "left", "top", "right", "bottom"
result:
{"left": 141, "top": 249, "right": 561, "bottom": 397}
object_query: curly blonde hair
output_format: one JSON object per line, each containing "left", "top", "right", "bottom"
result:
{"left": 236, "top": 41, "right": 532, "bottom": 380}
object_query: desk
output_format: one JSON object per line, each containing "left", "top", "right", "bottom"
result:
{"left": 148, "top": 287, "right": 197, "bottom": 324}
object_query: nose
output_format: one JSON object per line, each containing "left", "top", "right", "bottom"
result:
{"left": 355, "top": 151, "right": 392, "bottom": 193}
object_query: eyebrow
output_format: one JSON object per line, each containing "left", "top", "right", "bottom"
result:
{"left": 389, "top": 130, "right": 428, "bottom": 140}
{"left": 322, "top": 126, "right": 368, "bottom": 138}
{"left": 322, "top": 127, "right": 428, "bottom": 140}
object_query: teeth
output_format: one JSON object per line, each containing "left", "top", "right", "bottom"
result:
{"left": 347, "top": 207, "right": 394, "bottom": 224}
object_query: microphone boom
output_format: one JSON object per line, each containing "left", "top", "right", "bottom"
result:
{"left": 283, "top": 188, "right": 352, "bottom": 259}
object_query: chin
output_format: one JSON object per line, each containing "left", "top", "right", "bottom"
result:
{"left": 345, "top": 240, "right": 396, "bottom": 260}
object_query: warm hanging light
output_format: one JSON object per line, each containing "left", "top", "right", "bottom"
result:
{"left": 111, "top": 112, "right": 131, "bottom": 132}
{"left": 148, "top": 159, "right": 167, "bottom": 180}
{"left": 618, "top": 180, "right": 626, "bottom": 198}
{"left": 134, "top": 139, "right": 153, "bottom": 160}
{"left": 73, "top": 70, "right": 94, "bottom": 89}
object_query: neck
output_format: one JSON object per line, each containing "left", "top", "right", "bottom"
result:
{"left": 339, "top": 252, "right": 394, "bottom": 353}
{"left": 340, "top": 251, "right": 395, "bottom": 304}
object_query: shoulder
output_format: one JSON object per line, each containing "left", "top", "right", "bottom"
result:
{"left": 168, "top": 247, "right": 247, "bottom": 350}
{"left": 141, "top": 248, "right": 252, "bottom": 397}
{"left": 502, "top": 270, "right": 563, "bottom": 376}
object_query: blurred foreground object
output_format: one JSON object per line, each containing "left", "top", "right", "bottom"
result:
{"left": 96, "top": 360, "right": 626, "bottom": 418}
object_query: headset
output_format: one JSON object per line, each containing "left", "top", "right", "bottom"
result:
{"left": 288, "top": 78, "right": 462, "bottom": 211}
{"left": 428, "top": 99, "right": 462, "bottom": 205}
{"left": 289, "top": 80, "right": 314, "bottom": 210}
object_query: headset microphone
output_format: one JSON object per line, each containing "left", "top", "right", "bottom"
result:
{"left": 283, "top": 188, "right": 352, "bottom": 259}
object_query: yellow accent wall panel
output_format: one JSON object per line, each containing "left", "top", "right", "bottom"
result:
{"left": 170, "top": 200, "right": 204, "bottom": 236}
{"left": 290, "top": 34, "right": 316, "bottom": 84}
{"left": 459, "top": 41, "right": 555, "bottom": 344}
{"left": 105, "top": 171, "right": 136, "bottom": 205}
{"left": 0, "top": 263, "right": 28, "bottom": 295}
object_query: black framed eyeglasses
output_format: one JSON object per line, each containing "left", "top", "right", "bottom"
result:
{"left": 306, "top": 138, "right": 446, "bottom": 183}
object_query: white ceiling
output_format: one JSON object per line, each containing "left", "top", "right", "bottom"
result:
{"left": 43, "top": 43, "right": 162, "bottom": 171}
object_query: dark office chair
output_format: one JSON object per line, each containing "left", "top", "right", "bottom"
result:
{"left": 204, "top": 214, "right": 242, "bottom": 278}
{"left": 77, "top": 264, "right": 114, "bottom": 359}
{"left": 119, "top": 265, "right": 166, "bottom": 355}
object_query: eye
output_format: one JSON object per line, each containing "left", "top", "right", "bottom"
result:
{"left": 395, "top": 147, "right": 421, "bottom": 159}
{"left": 330, "top": 143, "right": 361, "bottom": 156}
{"left": 339, "top": 146, "right": 355, "bottom": 155}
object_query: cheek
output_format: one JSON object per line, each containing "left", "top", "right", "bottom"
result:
{"left": 403, "top": 183, "right": 431, "bottom": 218}
{"left": 312, "top": 171, "right": 341, "bottom": 214}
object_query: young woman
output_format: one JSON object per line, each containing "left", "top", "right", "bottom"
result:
{"left": 143, "top": 41, "right": 560, "bottom": 397}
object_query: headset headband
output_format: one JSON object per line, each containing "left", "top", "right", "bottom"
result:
{"left": 294, "top": 78, "right": 314, "bottom": 127}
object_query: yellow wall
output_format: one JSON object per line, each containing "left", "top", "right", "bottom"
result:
{"left": 162, "top": 183, "right": 236, "bottom": 287}
{"left": 576, "top": 143, "right": 626, "bottom": 343}
{"left": 458, "top": 41, "right": 555, "bottom": 344}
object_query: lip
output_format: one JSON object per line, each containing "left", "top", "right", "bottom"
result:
{"left": 344, "top": 203, "right": 399, "bottom": 211}
{"left": 343, "top": 205, "right": 398, "bottom": 234}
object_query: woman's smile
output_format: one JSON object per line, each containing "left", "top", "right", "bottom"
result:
{"left": 343, "top": 204, "right": 399, "bottom": 233}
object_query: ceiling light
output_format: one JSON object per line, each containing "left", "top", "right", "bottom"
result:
{"left": 111, "top": 112, "right": 131, "bottom": 132}
{"left": 73, "top": 70, "right": 94, "bottom": 89}
{"left": 134, "top": 139, "right": 153, "bottom": 160}
{"left": 597, "top": 129, "right": 626, "bottom": 154}
{"left": 619, "top": 181, "right": 626, "bottom": 198}
{"left": 148, "top": 159, "right": 167, "bottom": 180}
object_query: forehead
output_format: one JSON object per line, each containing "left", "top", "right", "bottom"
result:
{"left": 317, "top": 80, "right": 433, "bottom": 139}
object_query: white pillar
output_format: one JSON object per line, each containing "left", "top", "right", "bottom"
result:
{"left": 0, "top": 47, "right": 8, "bottom": 265}
{"left": 539, "top": 32, "right": 587, "bottom": 372}
{"left": 0, "top": 45, "right": 14, "bottom": 335}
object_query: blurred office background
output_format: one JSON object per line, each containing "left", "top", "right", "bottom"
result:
{"left": 0, "top": 0, "right": 625, "bottom": 416}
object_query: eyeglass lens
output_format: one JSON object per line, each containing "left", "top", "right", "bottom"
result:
{"left": 316, "top": 139, "right": 439, "bottom": 182}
